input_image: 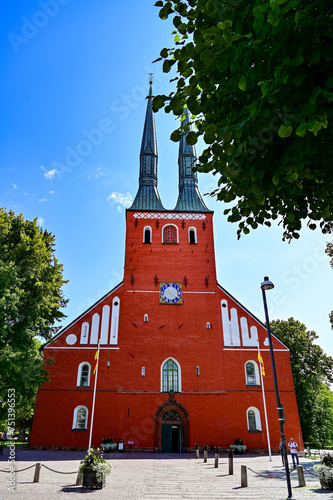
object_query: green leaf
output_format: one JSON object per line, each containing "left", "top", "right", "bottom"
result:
{"left": 186, "top": 131, "right": 198, "bottom": 145}
{"left": 200, "top": 49, "right": 212, "bottom": 65}
{"left": 268, "top": 6, "right": 280, "bottom": 26}
{"left": 217, "top": 20, "right": 233, "bottom": 29}
{"left": 170, "top": 130, "right": 181, "bottom": 142}
{"left": 253, "top": 14, "right": 264, "bottom": 33}
{"left": 295, "top": 126, "right": 306, "bottom": 137}
{"left": 238, "top": 76, "right": 247, "bottom": 91}
{"left": 278, "top": 125, "right": 293, "bottom": 138}
{"left": 309, "top": 50, "right": 320, "bottom": 65}
{"left": 272, "top": 175, "right": 279, "bottom": 186}
{"left": 160, "top": 48, "right": 169, "bottom": 58}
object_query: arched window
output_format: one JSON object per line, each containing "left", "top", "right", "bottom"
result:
{"left": 188, "top": 227, "right": 197, "bottom": 244}
{"left": 72, "top": 405, "right": 88, "bottom": 430}
{"left": 143, "top": 226, "right": 152, "bottom": 244}
{"left": 246, "top": 407, "right": 262, "bottom": 432}
{"left": 245, "top": 361, "right": 260, "bottom": 386}
{"left": 162, "top": 224, "right": 178, "bottom": 244}
{"left": 77, "top": 362, "right": 91, "bottom": 387}
{"left": 161, "top": 358, "right": 181, "bottom": 392}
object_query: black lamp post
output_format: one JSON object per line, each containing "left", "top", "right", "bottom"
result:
{"left": 261, "top": 276, "right": 292, "bottom": 499}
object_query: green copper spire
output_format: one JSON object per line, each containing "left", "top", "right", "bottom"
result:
{"left": 174, "top": 108, "right": 211, "bottom": 212}
{"left": 130, "top": 80, "right": 165, "bottom": 211}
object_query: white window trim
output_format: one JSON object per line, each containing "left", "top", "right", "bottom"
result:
{"left": 72, "top": 405, "right": 89, "bottom": 430}
{"left": 161, "top": 223, "right": 179, "bottom": 244}
{"left": 244, "top": 360, "right": 260, "bottom": 386}
{"left": 246, "top": 406, "right": 262, "bottom": 431}
{"left": 143, "top": 226, "right": 152, "bottom": 244}
{"left": 76, "top": 362, "right": 91, "bottom": 387}
{"left": 188, "top": 226, "right": 197, "bottom": 244}
{"left": 80, "top": 322, "right": 89, "bottom": 344}
{"left": 160, "top": 357, "right": 182, "bottom": 393}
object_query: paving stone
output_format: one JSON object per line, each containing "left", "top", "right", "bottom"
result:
{"left": 0, "top": 448, "right": 325, "bottom": 499}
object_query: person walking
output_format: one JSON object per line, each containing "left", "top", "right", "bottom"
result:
{"left": 288, "top": 437, "right": 299, "bottom": 467}
{"left": 279, "top": 438, "right": 285, "bottom": 466}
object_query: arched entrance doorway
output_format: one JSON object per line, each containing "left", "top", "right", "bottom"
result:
{"left": 154, "top": 391, "right": 189, "bottom": 452}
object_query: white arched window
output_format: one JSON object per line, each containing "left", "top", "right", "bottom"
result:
{"left": 72, "top": 405, "right": 88, "bottom": 430}
{"left": 246, "top": 407, "right": 262, "bottom": 432}
{"left": 188, "top": 226, "right": 197, "bottom": 244}
{"left": 76, "top": 362, "right": 91, "bottom": 387}
{"left": 244, "top": 361, "right": 260, "bottom": 386}
{"left": 162, "top": 224, "right": 179, "bottom": 244}
{"left": 143, "top": 226, "right": 152, "bottom": 244}
{"left": 160, "top": 358, "right": 181, "bottom": 393}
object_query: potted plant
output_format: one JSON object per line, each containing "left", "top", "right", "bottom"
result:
{"left": 101, "top": 436, "right": 117, "bottom": 452}
{"left": 79, "top": 448, "right": 112, "bottom": 489}
{"left": 230, "top": 438, "right": 247, "bottom": 454}
{"left": 315, "top": 452, "right": 333, "bottom": 490}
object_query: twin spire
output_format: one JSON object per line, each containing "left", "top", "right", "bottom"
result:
{"left": 130, "top": 82, "right": 211, "bottom": 213}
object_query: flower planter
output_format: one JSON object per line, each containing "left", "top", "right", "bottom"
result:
{"left": 320, "top": 478, "right": 333, "bottom": 490}
{"left": 230, "top": 444, "right": 247, "bottom": 454}
{"left": 101, "top": 442, "right": 117, "bottom": 452}
{"left": 82, "top": 468, "right": 105, "bottom": 489}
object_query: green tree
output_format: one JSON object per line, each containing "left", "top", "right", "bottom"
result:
{"left": 153, "top": 0, "right": 333, "bottom": 240}
{"left": 326, "top": 241, "right": 333, "bottom": 329}
{"left": 270, "top": 317, "right": 333, "bottom": 442}
{"left": 0, "top": 209, "right": 68, "bottom": 428}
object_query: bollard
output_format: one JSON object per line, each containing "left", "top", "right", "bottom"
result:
{"left": 195, "top": 443, "right": 199, "bottom": 459}
{"left": 214, "top": 447, "right": 219, "bottom": 468}
{"left": 297, "top": 465, "right": 306, "bottom": 487}
{"left": 33, "top": 462, "right": 41, "bottom": 483}
{"left": 76, "top": 461, "right": 83, "bottom": 485}
{"left": 204, "top": 445, "right": 208, "bottom": 463}
{"left": 228, "top": 449, "right": 234, "bottom": 475}
{"left": 241, "top": 465, "right": 248, "bottom": 487}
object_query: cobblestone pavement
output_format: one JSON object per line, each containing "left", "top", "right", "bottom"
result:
{"left": 0, "top": 447, "right": 331, "bottom": 500}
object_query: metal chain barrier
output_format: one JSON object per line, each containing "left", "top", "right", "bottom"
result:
{"left": 302, "top": 466, "right": 319, "bottom": 477}
{"left": 41, "top": 464, "right": 78, "bottom": 474}
{"left": 0, "top": 464, "right": 36, "bottom": 473}
{"left": 0, "top": 464, "right": 77, "bottom": 474}
{"left": 247, "top": 465, "right": 297, "bottom": 479}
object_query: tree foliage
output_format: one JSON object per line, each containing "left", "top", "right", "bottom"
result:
{"left": 153, "top": 0, "right": 333, "bottom": 240}
{"left": 326, "top": 241, "right": 333, "bottom": 329}
{"left": 271, "top": 317, "right": 333, "bottom": 442}
{"left": 0, "top": 209, "right": 68, "bottom": 427}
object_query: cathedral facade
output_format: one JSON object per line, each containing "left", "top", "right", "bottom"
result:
{"left": 30, "top": 84, "right": 302, "bottom": 452}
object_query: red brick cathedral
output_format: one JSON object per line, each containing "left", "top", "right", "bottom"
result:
{"left": 30, "top": 84, "right": 302, "bottom": 452}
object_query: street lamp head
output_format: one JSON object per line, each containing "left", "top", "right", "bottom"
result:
{"left": 261, "top": 276, "right": 275, "bottom": 290}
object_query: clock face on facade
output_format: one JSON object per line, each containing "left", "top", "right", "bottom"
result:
{"left": 159, "top": 282, "right": 182, "bottom": 304}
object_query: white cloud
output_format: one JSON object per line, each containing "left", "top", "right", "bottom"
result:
{"left": 37, "top": 217, "right": 44, "bottom": 227}
{"left": 48, "top": 190, "right": 55, "bottom": 194}
{"left": 39, "top": 198, "right": 47, "bottom": 202}
{"left": 12, "top": 184, "right": 18, "bottom": 189}
{"left": 107, "top": 192, "right": 133, "bottom": 209}
{"left": 95, "top": 168, "right": 105, "bottom": 178}
{"left": 41, "top": 165, "right": 59, "bottom": 180}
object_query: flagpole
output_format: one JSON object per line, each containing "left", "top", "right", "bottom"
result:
{"left": 88, "top": 338, "right": 101, "bottom": 453}
{"left": 258, "top": 342, "right": 272, "bottom": 461}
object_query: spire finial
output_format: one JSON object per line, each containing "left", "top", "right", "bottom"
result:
{"left": 149, "top": 73, "right": 154, "bottom": 85}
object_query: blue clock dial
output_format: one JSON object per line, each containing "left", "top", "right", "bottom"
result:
{"left": 159, "top": 282, "right": 182, "bottom": 304}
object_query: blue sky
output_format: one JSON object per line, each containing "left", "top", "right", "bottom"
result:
{"left": 1, "top": 0, "right": 333, "bottom": 358}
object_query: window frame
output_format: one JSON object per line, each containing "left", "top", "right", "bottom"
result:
{"left": 72, "top": 405, "right": 88, "bottom": 430}
{"left": 160, "top": 357, "right": 182, "bottom": 393}
{"left": 162, "top": 224, "right": 179, "bottom": 244}
{"left": 244, "top": 360, "right": 260, "bottom": 387}
{"left": 188, "top": 226, "right": 197, "bottom": 244}
{"left": 246, "top": 406, "right": 262, "bottom": 432}
{"left": 76, "top": 362, "right": 91, "bottom": 388}
{"left": 143, "top": 226, "right": 152, "bottom": 244}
